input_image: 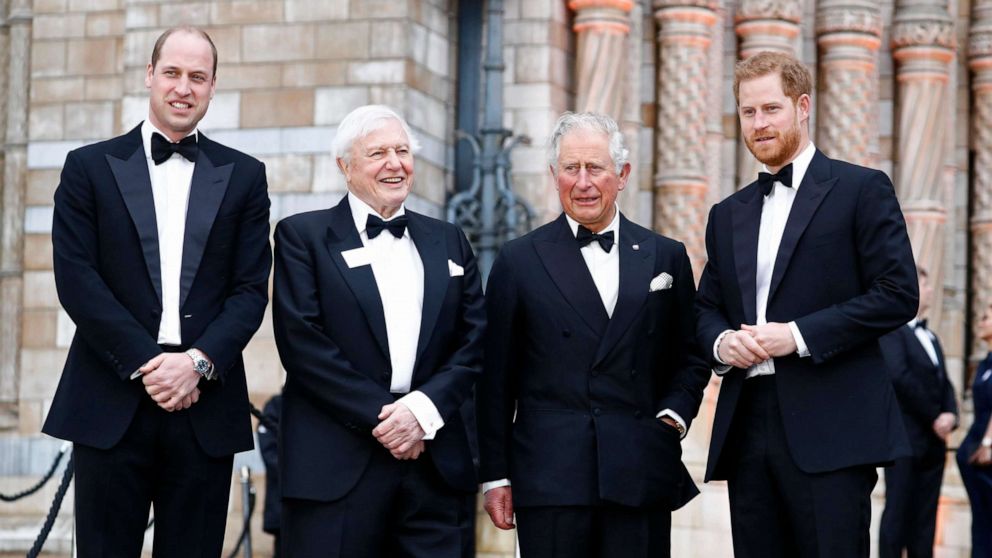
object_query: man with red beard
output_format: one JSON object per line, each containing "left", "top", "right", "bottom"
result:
{"left": 695, "top": 51, "right": 918, "bottom": 557}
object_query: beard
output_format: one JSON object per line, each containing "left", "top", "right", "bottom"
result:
{"left": 745, "top": 117, "right": 803, "bottom": 168}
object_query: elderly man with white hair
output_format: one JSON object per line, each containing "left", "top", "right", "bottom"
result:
{"left": 272, "top": 104, "right": 485, "bottom": 557}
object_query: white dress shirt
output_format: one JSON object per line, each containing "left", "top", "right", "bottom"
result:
{"left": 482, "top": 208, "right": 685, "bottom": 494}
{"left": 713, "top": 142, "right": 815, "bottom": 377}
{"left": 347, "top": 193, "right": 444, "bottom": 439}
{"left": 141, "top": 120, "right": 196, "bottom": 346}
{"left": 907, "top": 318, "right": 940, "bottom": 367}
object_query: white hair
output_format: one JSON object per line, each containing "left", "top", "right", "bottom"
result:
{"left": 331, "top": 105, "right": 421, "bottom": 166}
{"left": 547, "top": 112, "right": 629, "bottom": 175}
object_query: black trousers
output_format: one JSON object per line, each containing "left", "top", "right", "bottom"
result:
{"left": 724, "top": 375, "right": 878, "bottom": 558}
{"left": 516, "top": 504, "right": 672, "bottom": 558}
{"left": 281, "top": 446, "right": 473, "bottom": 558}
{"left": 879, "top": 448, "right": 946, "bottom": 558}
{"left": 73, "top": 396, "right": 234, "bottom": 558}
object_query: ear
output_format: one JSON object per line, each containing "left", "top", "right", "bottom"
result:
{"left": 549, "top": 164, "right": 559, "bottom": 189}
{"left": 336, "top": 157, "right": 349, "bottom": 181}
{"left": 797, "top": 94, "right": 811, "bottom": 122}
{"left": 145, "top": 63, "right": 154, "bottom": 89}
{"left": 617, "top": 162, "right": 631, "bottom": 191}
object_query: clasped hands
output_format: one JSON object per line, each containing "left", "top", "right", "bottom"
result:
{"left": 136, "top": 353, "right": 202, "bottom": 412}
{"left": 372, "top": 402, "right": 426, "bottom": 461}
{"left": 717, "top": 322, "right": 798, "bottom": 369}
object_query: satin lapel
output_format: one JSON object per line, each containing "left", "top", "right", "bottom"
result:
{"left": 325, "top": 198, "right": 390, "bottom": 359}
{"left": 107, "top": 143, "right": 162, "bottom": 303}
{"left": 534, "top": 215, "right": 609, "bottom": 336}
{"left": 179, "top": 139, "right": 233, "bottom": 308}
{"left": 408, "top": 213, "right": 448, "bottom": 369}
{"left": 594, "top": 217, "right": 653, "bottom": 365}
{"left": 731, "top": 186, "right": 763, "bottom": 326}
{"left": 767, "top": 152, "right": 836, "bottom": 304}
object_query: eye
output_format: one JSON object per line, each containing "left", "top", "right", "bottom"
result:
{"left": 368, "top": 150, "right": 384, "bottom": 160}
{"left": 396, "top": 147, "right": 410, "bottom": 156}
{"left": 191, "top": 74, "right": 206, "bottom": 83}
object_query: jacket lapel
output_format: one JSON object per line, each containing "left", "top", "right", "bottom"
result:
{"left": 594, "top": 215, "right": 653, "bottom": 365}
{"left": 535, "top": 215, "right": 610, "bottom": 336}
{"left": 732, "top": 185, "right": 763, "bottom": 326}
{"left": 767, "top": 150, "right": 836, "bottom": 304}
{"left": 324, "top": 197, "right": 390, "bottom": 359}
{"left": 179, "top": 134, "right": 233, "bottom": 308}
{"left": 106, "top": 128, "right": 161, "bottom": 303}
{"left": 407, "top": 212, "right": 448, "bottom": 370}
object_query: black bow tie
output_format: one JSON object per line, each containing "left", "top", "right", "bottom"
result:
{"left": 915, "top": 319, "right": 928, "bottom": 331}
{"left": 366, "top": 214, "right": 408, "bottom": 239}
{"left": 151, "top": 132, "right": 198, "bottom": 165}
{"left": 757, "top": 163, "right": 793, "bottom": 196}
{"left": 576, "top": 225, "right": 614, "bottom": 252}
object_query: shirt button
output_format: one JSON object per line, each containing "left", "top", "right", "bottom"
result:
{"left": 630, "top": 369, "right": 638, "bottom": 377}
{"left": 593, "top": 408, "right": 602, "bottom": 416}
{"left": 562, "top": 329, "right": 571, "bottom": 338}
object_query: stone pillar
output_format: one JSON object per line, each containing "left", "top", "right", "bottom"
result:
{"left": 814, "top": 0, "right": 882, "bottom": 166}
{"left": 570, "top": 0, "right": 633, "bottom": 118}
{"left": 705, "top": 3, "right": 724, "bottom": 207}
{"left": 734, "top": 0, "right": 802, "bottom": 189}
{"left": 0, "top": 0, "right": 30, "bottom": 429}
{"left": 892, "top": 0, "right": 955, "bottom": 328}
{"left": 652, "top": 0, "right": 718, "bottom": 275}
{"left": 970, "top": 0, "right": 992, "bottom": 360}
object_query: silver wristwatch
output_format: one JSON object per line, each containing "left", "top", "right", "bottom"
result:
{"left": 186, "top": 349, "right": 215, "bottom": 381}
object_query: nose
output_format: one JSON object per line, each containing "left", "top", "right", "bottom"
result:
{"left": 575, "top": 167, "right": 593, "bottom": 189}
{"left": 175, "top": 76, "right": 191, "bottom": 96}
{"left": 384, "top": 148, "right": 401, "bottom": 169}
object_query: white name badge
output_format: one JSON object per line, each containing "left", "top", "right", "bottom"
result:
{"left": 341, "top": 247, "right": 373, "bottom": 269}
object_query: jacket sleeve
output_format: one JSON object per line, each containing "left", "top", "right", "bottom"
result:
{"left": 190, "top": 161, "right": 272, "bottom": 381}
{"left": 879, "top": 329, "right": 942, "bottom": 423}
{"left": 794, "top": 171, "right": 919, "bottom": 364}
{"left": 52, "top": 149, "right": 161, "bottom": 379}
{"left": 695, "top": 204, "right": 735, "bottom": 367}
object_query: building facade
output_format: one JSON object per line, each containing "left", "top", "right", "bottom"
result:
{"left": 0, "top": 0, "right": 985, "bottom": 556}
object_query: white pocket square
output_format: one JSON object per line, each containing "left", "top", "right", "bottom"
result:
{"left": 448, "top": 259, "right": 464, "bottom": 277}
{"left": 649, "top": 272, "right": 674, "bottom": 292}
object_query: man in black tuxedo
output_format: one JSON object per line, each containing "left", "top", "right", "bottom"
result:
{"left": 43, "top": 27, "right": 271, "bottom": 557}
{"left": 695, "top": 51, "right": 918, "bottom": 557}
{"left": 272, "top": 104, "right": 485, "bottom": 557}
{"left": 878, "top": 266, "right": 958, "bottom": 558}
{"left": 477, "top": 112, "right": 710, "bottom": 558}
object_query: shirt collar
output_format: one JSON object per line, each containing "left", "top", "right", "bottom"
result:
{"left": 564, "top": 204, "right": 621, "bottom": 239}
{"left": 141, "top": 120, "right": 198, "bottom": 161}
{"left": 761, "top": 141, "right": 816, "bottom": 192}
{"left": 348, "top": 191, "right": 407, "bottom": 237}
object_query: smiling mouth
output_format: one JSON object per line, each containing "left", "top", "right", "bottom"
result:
{"left": 169, "top": 101, "right": 191, "bottom": 110}
{"left": 380, "top": 177, "right": 405, "bottom": 184}
{"left": 574, "top": 196, "right": 599, "bottom": 204}
{"left": 754, "top": 135, "right": 776, "bottom": 143}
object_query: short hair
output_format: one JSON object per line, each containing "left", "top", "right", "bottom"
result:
{"left": 331, "top": 105, "right": 421, "bottom": 166}
{"left": 151, "top": 27, "right": 218, "bottom": 78}
{"left": 733, "top": 51, "right": 812, "bottom": 105}
{"left": 547, "top": 112, "right": 629, "bottom": 175}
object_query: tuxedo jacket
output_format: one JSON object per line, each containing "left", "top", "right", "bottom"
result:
{"left": 272, "top": 196, "right": 485, "bottom": 502}
{"left": 879, "top": 324, "right": 957, "bottom": 457}
{"left": 696, "top": 149, "right": 918, "bottom": 481}
{"left": 43, "top": 124, "right": 272, "bottom": 457}
{"left": 477, "top": 213, "right": 710, "bottom": 510}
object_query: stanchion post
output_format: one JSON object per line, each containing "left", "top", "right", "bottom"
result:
{"left": 239, "top": 465, "right": 252, "bottom": 558}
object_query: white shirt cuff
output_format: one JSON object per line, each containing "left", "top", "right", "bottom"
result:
{"left": 712, "top": 329, "right": 734, "bottom": 374}
{"left": 482, "top": 479, "right": 511, "bottom": 493}
{"left": 396, "top": 391, "right": 444, "bottom": 440}
{"left": 130, "top": 370, "right": 142, "bottom": 380}
{"left": 788, "top": 321, "right": 810, "bottom": 357}
{"left": 656, "top": 409, "right": 688, "bottom": 439}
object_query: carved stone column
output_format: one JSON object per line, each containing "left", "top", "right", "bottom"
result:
{"left": 652, "top": 0, "right": 718, "bottom": 276}
{"left": 734, "top": 0, "right": 802, "bottom": 189}
{"left": 970, "top": 0, "right": 992, "bottom": 360}
{"left": 706, "top": 3, "right": 725, "bottom": 206}
{"left": 892, "top": 0, "right": 955, "bottom": 328}
{"left": 814, "top": 0, "right": 882, "bottom": 166}
{"left": 570, "top": 0, "right": 634, "bottom": 118}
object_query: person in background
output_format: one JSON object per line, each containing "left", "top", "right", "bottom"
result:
{"left": 957, "top": 304, "right": 992, "bottom": 558}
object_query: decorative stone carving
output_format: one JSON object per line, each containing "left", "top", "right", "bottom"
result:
{"left": 892, "top": 0, "right": 955, "bottom": 329}
{"left": 971, "top": 0, "right": 992, "bottom": 359}
{"left": 814, "top": 0, "right": 882, "bottom": 166}
{"left": 570, "top": 0, "right": 634, "bottom": 118}
{"left": 652, "top": 0, "right": 718, "bottom": 274}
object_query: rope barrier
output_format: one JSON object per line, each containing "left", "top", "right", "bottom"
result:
{"left": 227, "top": 480, "right": 256, "bottom": 558}
{"left": 0, "top": 443, "right": 70, "bottom": 502}
{"left": 26, "top": 452, "right": 73, "bottom": 558}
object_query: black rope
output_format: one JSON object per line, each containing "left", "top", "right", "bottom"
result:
{"left": 226, "top": 485, "right": 256, "bottom": 558}
{"left": 26, "top": 452, "right": 73, "bottom": 558}
{"left": 1, "top": 444, "right": 69, "bottom": 502}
